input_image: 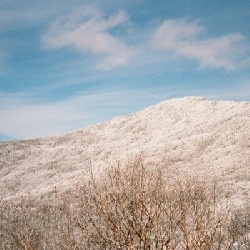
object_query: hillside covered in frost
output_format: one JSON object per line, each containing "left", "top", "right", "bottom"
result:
{"left": 0, "top": 97, "right": 249, "bottom": 206}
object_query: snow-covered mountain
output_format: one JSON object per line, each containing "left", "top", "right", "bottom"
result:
{"left": 0, "top": 97, "right": 249, "bottom": 205}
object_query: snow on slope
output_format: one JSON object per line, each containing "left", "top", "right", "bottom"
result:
{"left": 0, "top": 97, "right": 249, "bottom": 205}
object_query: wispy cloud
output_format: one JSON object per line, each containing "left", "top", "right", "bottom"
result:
{"left": 151, "top": 19, "right": 246, "bottom": 70}
{"left": 0, "top": 88, "right": 170, "bottom": 139}
{"left": 0, "top": 0, "right": 89, "bottom": 31}
{"left": 42, "top": 8, "right": 136, "bottom": 71}
{"left": 0, "top": 92, "right": 87, "bottom": 139}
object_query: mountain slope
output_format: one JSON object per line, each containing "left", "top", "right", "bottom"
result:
{"left": 0, "top": 97, "right": 249, "bottom": 205}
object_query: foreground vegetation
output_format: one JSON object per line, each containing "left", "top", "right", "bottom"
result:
{"left": 0, "top": 156, "right": 249, "bottom": 249}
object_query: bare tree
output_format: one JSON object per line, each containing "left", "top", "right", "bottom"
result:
{"left": 61, "top": 156, "right": 241, "bottom": 249}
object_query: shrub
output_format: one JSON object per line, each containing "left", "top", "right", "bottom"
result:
{"left": 61, "top": 156, "right": 245, "bottom": 249}
{"left": 0, "top": 199, "right": 45, "bottom": 249}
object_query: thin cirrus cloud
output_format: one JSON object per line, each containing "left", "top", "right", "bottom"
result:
{"left": 151, "top": 19, "right": 246, "bottom": 70}
{"left": 0, "top": 87, "right": 170, "bottom": 139}
{"left": 0, "top": 92, "right": 87, "bottom": 139}
{"left": 42, "top": 9, "right": 136, "bottom": 71}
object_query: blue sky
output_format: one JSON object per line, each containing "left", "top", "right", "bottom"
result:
{"left": 0, "top": 0, "right": 249, "bottom": 141}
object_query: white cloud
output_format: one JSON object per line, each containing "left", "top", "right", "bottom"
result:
{"left": 0, "top": 93, "right": 87, "bottom": 139}
{"left": 0, "top": 88, "right": 170, "bottom": 140}
{"left": 151, "top": 19, "right": 246, "bottom": 70}
{"left": 42, "top": 9, "right": 135, "bottom": 70}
